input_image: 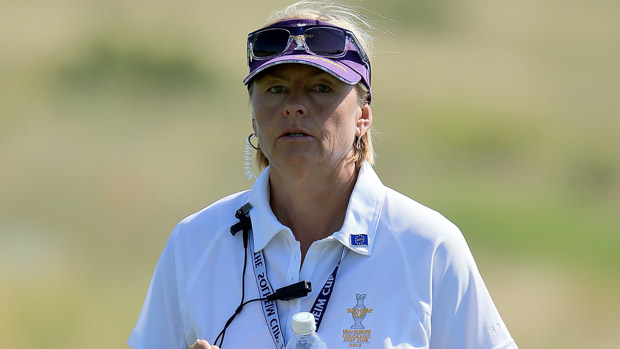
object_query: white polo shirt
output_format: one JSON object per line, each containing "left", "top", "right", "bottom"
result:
{"left": 129, "top": 163, "right": 517, "bottom": 349}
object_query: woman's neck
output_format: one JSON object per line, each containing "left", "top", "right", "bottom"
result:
{"left": 268, "top": 162, "right": 358, "bottom": 259}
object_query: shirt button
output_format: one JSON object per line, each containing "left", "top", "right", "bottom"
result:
{"left": 291, "top": 299, "right": 298, "bottom": 306}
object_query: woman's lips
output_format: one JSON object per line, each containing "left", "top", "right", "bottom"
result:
{"left": 280, "top": 129, "right": 312, "bottom": 138}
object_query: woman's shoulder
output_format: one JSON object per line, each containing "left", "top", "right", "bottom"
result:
{"left": 378, "top": 187, "right": 475, "bottom": 268}
{"left": 182, "top": 190, "right": 250, "bottom": 223}
{"left": 170, "top": 190, "right": 251, "bottom": 241}
{"left": 380, "top": 186, "right": 463, "bottom": 243}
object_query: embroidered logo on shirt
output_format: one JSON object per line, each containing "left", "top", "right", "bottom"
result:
{"left": 489, "top": 321, "right": 502, "bottom": 334}
{"left": 342, "top": 294, "right": 373, "bottom": 347}
{"left": 350, "top": 234, "right": 368, "bottom": 246}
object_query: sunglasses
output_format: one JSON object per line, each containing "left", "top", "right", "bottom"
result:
{"left": 246, "top": 25, "right": 371, "bottom": 70}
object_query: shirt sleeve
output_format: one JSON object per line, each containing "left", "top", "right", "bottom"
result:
{"left": 128, "top": 227, "right": 189, "bottom": 349}
{"left": 428, "top": 228, "right": 517, "bottom": 349}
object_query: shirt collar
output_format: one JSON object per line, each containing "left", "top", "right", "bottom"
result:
{"left": 246, "top": 162, "right": 385, "bottom": 256}
{"left": 247, "top": 166, "right": 287, "bottom": 252}
{"left": 333, "top": 162, "right": 384, "bottom": 256}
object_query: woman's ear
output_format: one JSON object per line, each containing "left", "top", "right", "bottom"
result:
{"left": 356, "top": 104, "right": 372, "bottom": 137}
{"left": 251, "top": 118, "right": 257, "bottom": 134}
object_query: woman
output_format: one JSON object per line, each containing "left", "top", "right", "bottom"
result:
{"left": 129, "top": 1, "right": 517, "bottom": 348}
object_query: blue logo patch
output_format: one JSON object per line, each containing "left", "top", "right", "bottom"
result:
{"left": 350, "top": 234, "right": 368, "bottom": 246}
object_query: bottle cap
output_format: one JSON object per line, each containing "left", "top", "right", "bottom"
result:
{"left": 291, "top": 312, "right": 316, "bottom": 335}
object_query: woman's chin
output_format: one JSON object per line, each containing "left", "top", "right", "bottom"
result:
{"left": 269, "top": 153, "right": 321, "bottom": 171}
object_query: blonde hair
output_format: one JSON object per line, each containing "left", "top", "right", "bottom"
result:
{"left": 250, "top": 0, "right": 375, "bottom": 171}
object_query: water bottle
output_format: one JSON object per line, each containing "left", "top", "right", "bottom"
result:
{"left": 285, "top": 312, "right": 328, "bottom": 349}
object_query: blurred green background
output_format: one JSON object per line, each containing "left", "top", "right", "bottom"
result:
{"left": 1, "top": 0, "right": 619, "bottom": 347}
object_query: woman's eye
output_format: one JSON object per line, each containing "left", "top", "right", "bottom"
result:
{"left": 268, "top": 85, "right": 285, "bottom": 93}
{"left": 313, "top": 84, "right": 331, "bottom": 93}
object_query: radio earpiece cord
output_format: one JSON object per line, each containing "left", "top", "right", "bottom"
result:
{"left": 214, "top": 204, "right": 312, "bottom": 348}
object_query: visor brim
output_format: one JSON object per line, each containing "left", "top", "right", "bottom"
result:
{"left": 243, "top": 54, "right": 363, "bottom": 86}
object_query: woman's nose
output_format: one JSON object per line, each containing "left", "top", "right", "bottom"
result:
{"left": 283, "top": 90, "right": 307, "bottom": 117}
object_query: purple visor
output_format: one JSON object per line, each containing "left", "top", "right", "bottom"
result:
{"left": 243, "top": 19, "right": 372, "bottom": 103}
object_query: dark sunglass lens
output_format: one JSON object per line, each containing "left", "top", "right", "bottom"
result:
{"left": 304, "top": 27, "right": 346, "bottom": 56}
{"left": 252, "top": 29, "right": 290, "bottom": 58}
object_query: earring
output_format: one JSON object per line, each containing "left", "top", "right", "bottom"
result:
{"left": 248, "top": 133, "right": 260, "bottom": 150}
